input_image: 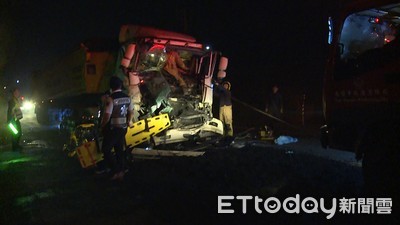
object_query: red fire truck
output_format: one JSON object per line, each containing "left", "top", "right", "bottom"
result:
{"left": 321, "top": 0, "right": 400, "bottom": 194}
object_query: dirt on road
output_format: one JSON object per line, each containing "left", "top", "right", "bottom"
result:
{"left": 1, "top": 126, "right": 399, "bottom": 225}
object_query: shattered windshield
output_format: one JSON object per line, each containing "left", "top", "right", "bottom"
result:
{"left": 137, "top": 44, "right": 167, "bottom": 71}
{"left": 137, "top": 45, "right": 201, "bottom": 95}
{"left": 134, "top": 44, "right": 209, "bottom": 118}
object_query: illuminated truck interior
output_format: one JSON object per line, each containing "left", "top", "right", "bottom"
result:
{"left": 334, "top": 3, "right": 400, "bottom": 80}
{"left": 322, "top": 1, "right": 400, "bottom": 150}
{"left": 124, "top": 42, "right": 218, "bottom": 128}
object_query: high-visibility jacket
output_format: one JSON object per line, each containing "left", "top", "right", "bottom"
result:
{"left": 7, "top": 97, "right": 23, "bottom": 121}
{"left": 109, "top": 91, "right": 131, "bottom": 128}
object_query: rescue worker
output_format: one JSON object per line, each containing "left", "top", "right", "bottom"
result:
{"left": 7, "top": 88, "right": 23, "bottom": 151}
{"left": 100, "top": 76, "right": 134, "bottom": 181}
{"left": 265, "top": 84, "right": 283, "bottom": 135}
{"left": 265, "top": 84, "right": 283, "bottom": 119}
{"left": 163, "top": 49, "right": 190, "bottom": 93}
{"left": 7, "top": 87, "right": 23, "bottom": 151}
{"left": 98, "top": 89, "right": 111, "bottom": 125}
{"left": 215, "top": 80, "right": 233, "bottom": 136}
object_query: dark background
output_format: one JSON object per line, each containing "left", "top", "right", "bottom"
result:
{"left": 1, "top": 0, "right": 331, "bottom": 127}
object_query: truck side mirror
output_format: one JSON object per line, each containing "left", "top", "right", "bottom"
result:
{"left": 121, "top": 44, "right": 136, "bottom": 68}
{"left": 217, "top": 57, "right": 228, "bottom": 79}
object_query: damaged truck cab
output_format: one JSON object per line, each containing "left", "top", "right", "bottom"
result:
{"left": 116, "top": 25, "right": 229, "bottom": 150}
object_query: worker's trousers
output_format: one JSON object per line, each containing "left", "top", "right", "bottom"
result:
{"left": 11, "top": 120, "right": 22, "bottom": 151}
{"left": 101, "top": 127, "right": 127, "bottom": 173}
{"left": 219, "top": 105, "right": 233, "bottom": 136}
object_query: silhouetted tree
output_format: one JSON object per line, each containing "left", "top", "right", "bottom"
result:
{"left": 0, "top": 0, "right": 14, "bottom": 85}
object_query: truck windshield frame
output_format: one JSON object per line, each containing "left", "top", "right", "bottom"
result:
{"left": 334, "top": 3, "right": 400, "bottom": 80}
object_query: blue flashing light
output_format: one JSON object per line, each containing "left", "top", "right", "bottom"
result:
{"left": 328, "top": 17, "right": 333, "bottom": 44}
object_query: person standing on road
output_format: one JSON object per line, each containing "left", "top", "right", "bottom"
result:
{"left": 215, "top": 80, "right": 233, "bottom": 136}
{"left": 93, "top": 89, "right": 111, "bottom": 175}
{"left": 265, "top": 84, "right": 283, "bottom": 119}
{"left": 7, "top": 87, "right": 23, "bottom": 151}
{"left": 265, "top": 84, "right": 283, "bottom": 135}
{"left": 100, "top": 76, "right": 134, "bottom": 181}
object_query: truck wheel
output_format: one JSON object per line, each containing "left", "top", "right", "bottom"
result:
{"left": 36, "top": 110, "right": 49, "bottom": 125}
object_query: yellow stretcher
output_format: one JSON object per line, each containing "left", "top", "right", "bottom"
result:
{"left": 74, "top": 114, "right": 171, "bottom": 168}
{"left": 76, "top": 141, "right": 103, "bottom": 168}
{"left": 125, "top": 114, "right": 171, "bottom": 148}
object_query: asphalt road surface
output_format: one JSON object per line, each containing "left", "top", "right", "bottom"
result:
{"left": 0, "top": 109, "right": 398, "bottom": 225}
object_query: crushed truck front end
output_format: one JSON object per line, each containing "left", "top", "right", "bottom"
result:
{"left": 116, "top": 25, "right": 228, "bottom": 150}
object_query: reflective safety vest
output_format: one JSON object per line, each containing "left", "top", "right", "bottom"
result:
{"left": 110, "top": 92, "right": 131, "bottom": 128}
{"left": 14, "top": 108, "right": 23, "bottom": 120}
{"left": 13, "top": 98, "right": 23, "bottom": 120}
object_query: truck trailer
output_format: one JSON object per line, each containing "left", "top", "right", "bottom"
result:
{"left": 33, "top": 39, "right": 118, "bottom": 125}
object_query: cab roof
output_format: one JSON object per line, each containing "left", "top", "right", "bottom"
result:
{"left": 119, "top": 25, "right": 197, "bottom": 44}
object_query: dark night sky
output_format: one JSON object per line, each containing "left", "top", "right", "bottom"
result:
{"left": 4, "top": 0, "right": 330, "bottom": 109}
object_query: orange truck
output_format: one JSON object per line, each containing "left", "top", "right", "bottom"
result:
{"left": 34, "top": 26, "right": 229, "bottom": 153}
{"left": 32, "top": 39, "right": 118, "bottom": 125}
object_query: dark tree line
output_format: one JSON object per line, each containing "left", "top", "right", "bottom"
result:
{"left": 0, "top": 0, "right": 15, "bottom": 85}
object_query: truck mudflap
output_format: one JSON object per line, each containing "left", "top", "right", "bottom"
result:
{"left": 125, "top": 114, "right": 171, "bottom": 148}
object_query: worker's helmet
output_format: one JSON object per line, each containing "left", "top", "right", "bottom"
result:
{"left": 222, "top": 81, "right": 231, "bottom": 90}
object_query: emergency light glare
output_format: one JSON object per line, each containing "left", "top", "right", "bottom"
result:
{"left": 21, "top": 100, "right": 34, "bottom": 110}
{"left": 8, "top": 122, "right": 19, "bottom": 135}
{"left": 369, "top": 17, "right": 382, "bottom": 24}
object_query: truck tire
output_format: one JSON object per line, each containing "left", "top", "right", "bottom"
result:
{"left": 36, "top": 110, "right": 49, "bottom": 125}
